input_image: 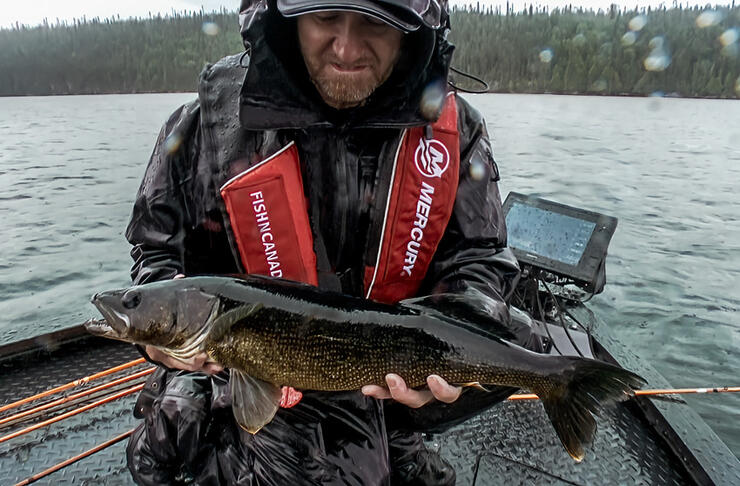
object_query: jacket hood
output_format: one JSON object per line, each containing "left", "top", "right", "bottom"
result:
{"left": 237, "top": 0, "right": 454, "bottom": 129}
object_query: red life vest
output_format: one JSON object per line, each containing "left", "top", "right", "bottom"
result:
{"left": 220, "top": 93, "right": 460, "bottom": 304}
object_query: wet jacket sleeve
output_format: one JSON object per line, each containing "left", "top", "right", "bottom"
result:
{"left": 125, "top": 101, "right": 201, "bottom": 285}
{"left": 385, "top": 98, "right": 527, "bottom": 433}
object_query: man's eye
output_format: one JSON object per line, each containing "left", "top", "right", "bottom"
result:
{"left": 363, "top": 15, "right": 386, "bottom": 26}
{"left": 314, "top": 13, "right": 339, "bottom": 22}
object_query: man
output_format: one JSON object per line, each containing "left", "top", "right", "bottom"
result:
{"left": 125, "top": 0, "right": 531, "bottom": 483}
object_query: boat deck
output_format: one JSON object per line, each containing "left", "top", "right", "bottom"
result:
{"left": 1, "top": 308, "right": 738, "bottom": 485}
{"left": 0, "top": 337, "right": 142, "bottom": 485}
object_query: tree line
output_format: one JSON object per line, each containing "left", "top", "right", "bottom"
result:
{"left": 0, "top": 5, "right": 738, "bottom": 98}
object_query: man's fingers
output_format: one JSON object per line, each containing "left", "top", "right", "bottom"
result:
{"left": 361, "top": 384, "right": 392, "bottom": 399}
{"left": 167, "top": 354, "right": 206, "bottom": 372}
{"left": 386, "top": 374, "right": 434, "bottom": 408}
{"left": 427, "top": 374, "right": 462, "bottom": 403}
{"left": 203, "top": 362, "right": 225, "bottom": 375}
{"left": 362, "top": 374, "right": 461, "bottom": 407}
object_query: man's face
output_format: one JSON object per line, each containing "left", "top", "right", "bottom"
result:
{"left": 297, "top": 11, "right": 403, "bottom": 110}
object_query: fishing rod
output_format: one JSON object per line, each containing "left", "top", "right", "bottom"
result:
{"left": 507, "top": 386, "right": 740, "bottom": 401}
{"left": 13, "top": 428, "right": 136, "bottom": 486}
{"left": 0, "top": 367, "right": 155, "bottom": 428}
{"left": 0, "top": 383, "right": 144, "bottom": 444}
{"left": 0, "top": 357, "right": 146, "bottom": 414}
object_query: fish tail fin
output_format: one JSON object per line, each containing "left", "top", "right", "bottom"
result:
{"left": 534, "top": 358, "right": 646, "bottom": 462}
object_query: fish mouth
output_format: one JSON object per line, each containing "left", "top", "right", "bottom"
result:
{"left": 84, "top": 318, "right": 118, "bottom": 338}
{"left": 88, "top": 292, "right": 132, "bottom": 339}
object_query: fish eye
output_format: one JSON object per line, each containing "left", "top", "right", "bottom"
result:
{"left": 122, "top": 290, "right": 142, "bottom": 309}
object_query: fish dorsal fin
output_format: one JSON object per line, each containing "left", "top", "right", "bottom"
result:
{"left": 230, "top": 369, "right": 282, "bottom": 434}
{"left": 400, "top": 290, "right": 517, "bottom": 342}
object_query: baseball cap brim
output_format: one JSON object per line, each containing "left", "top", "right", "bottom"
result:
{"left": 277, "top": 0, "right": 423, "bottom": 32}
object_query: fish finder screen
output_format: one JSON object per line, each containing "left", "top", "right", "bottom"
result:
{"left": 506, "top": 202, "right": 596, "bottom": 266}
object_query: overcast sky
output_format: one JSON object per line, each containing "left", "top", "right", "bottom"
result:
{"left": 2, "top": 1, "right": 678, "bottom": 29}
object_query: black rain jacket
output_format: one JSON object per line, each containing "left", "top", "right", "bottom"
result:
{"left": 124, "top": 1, "right": 536, "bottom": 484}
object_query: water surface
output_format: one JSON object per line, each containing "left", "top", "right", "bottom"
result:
{"left": 0, "top": 92, "right": 737, "bottom": 457}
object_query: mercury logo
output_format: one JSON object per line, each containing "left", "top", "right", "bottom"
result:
{"left": 402, "top": 181, "right": 435, "bottom": 277}
{"left": 414, "top": 137, "right": 449, "bottom": 178}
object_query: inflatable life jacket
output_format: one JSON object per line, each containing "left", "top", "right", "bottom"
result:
{"left": 220, "top": 94, "right": 459, "bottom": 304}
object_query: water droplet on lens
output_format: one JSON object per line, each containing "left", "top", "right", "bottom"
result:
{"left": 469, "top": 158, "right": 486, "bottom": 181}
{"left": 202, "top": 22, "right": 220, "bottom": 36}
{"left": 628, "top": 15, "right": 647, "bottom": 32}
{"left": 539, "top": 48, "right": 553, "bottom": 63}
{"left": 621, "top": 31, "right": 637, "bottom": 46}
{"left": 719, "top": 28, "right": 739, "bottom": 47}
{"left": 572, "top": 33, "right": 586, "bottom": 47}
{"left": 644, "top": 39, "right": 671, "bottom": 72}
{"left": 648, "top": 93, "right": 664, "bottom": 111}
{"left": 420, "top": 80, "right": 446, "bottom": 121}
{"left": 164, "top": 133, "right": 183, "bottom": 154}
{"left": 648, "top": 35, "right": 664, "bottom": 50}
{"left": 644, "top": 53, "right": 671, "bottom": 72}
{"left": 696, "top": 10, "right": 724, "bottom": 28}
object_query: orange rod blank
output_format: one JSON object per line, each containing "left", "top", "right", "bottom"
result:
{"left": 634, "top": 386, "right": 740, "bottom": 395}
{"left": 507, "top": 386, "right": 740, "bottom": 401}
{"left": 0, "top": 383, "right": 144, "bottom": 444}
{"left": 0, "top": 358, "right": 146, "bottom": 414}
{"left": 13, "top": 428, "right": 136, "bottom": 486}
{"left": 0, "top": 367, "right": 155, "bottom": 427}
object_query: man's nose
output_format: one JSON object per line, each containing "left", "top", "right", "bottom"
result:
{"left": 332, "top": 19, "right": 364, "bottom": 64}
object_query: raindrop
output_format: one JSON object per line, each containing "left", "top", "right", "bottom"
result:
{"left": 695, "top": 10, "right": 724, "bottom": 28}
{"left": 164, "top": 132, "right": 183, "bottom": 155}
{"left": 648, "top": 94, "right": 663, "bottom": 111}
{"left": 419, "top": 79, "right": 446, "bottom": 121}
{"left": 628, "top": 15, "right": 648, "bottom": 32}
{"left": 469, "top": 158, "right": 486, "bottom": 181}
{"left": 648, "top": 36, "right": 664, "bottom": 50}
{"left": 644, "top": 52, "right": 671, "bottom": 72}
{"left": 202, "top": 21, "right": 220, "bottom": 36}
{"left": 719, "top": 28, "right": 739, "bottom": 47}
{"left": 621, "top": 31, "right": 637, "bottom": 46}
{"left": 572, "top": 33, "right": 586, "bottom": 47}
{"left": 644, "top": 36, "right": 671, "bottom": 72}
{"left": 539, "top": 48, "right": 553, "bottom": 63}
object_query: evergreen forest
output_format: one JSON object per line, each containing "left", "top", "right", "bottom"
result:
{"left": 1, "top": 4, "right": 739, "bottom": 98}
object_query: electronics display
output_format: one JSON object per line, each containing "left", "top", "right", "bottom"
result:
{"left": 502, "top": 192, "right": 618, "bottom": 293}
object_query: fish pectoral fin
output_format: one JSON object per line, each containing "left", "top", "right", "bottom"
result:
{"left": 230, "top": 370, "right": 282, "bottom": 435}
{"left": 459, "top": 382, "right": 490, "bottom": 392}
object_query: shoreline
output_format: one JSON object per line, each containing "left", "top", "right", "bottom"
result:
{"left": 1, "top": 90, "right": 738, "bottom": 100}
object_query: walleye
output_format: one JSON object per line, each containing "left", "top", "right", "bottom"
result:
{"left": 86, "top": 275, "right": 645, "bottom": 461}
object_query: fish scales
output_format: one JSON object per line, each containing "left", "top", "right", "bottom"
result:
{"left": 87, "top": 275, "right": 646, "bottom": 460}
{"left": 207, "top": 306, "right": 467, "bottom": 390}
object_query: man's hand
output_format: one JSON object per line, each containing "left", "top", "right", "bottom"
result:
{"left": 361, "top": 374, "right": 462, "bottom": 408}
{"left": 142, "top": 273, "right": 224, "bottom": 374}
{"left": 144, "top": 346, "right": 224, "bottom": 374}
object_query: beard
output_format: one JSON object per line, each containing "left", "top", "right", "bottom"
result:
{"left": 311, "top": 73, "right": 377, "bottom": 108}
{"left": 304, "top": 57, "right": 397, "bottom": 109}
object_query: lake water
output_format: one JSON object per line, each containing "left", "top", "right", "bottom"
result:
{"left": 0, "top": 93, "right": 738, "bottom": 457}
